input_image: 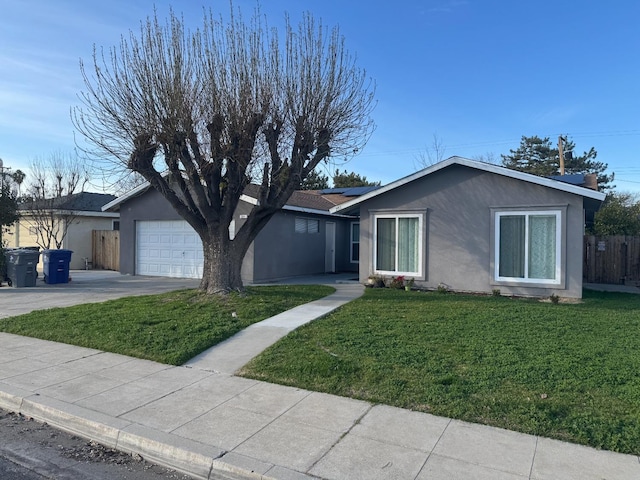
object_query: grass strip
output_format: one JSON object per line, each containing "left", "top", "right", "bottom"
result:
{"left": 0, "top": 285, "right": 334, "bottom": 365}
{"left": 240, "top": 288, "right": 640, "bottom": 455}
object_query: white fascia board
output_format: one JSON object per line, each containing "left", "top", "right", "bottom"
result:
{"left": 69, "top": 211, "right": 120, "bottom": 218}
{"left": 102, "top": 170, "right": 174, "bottom": 212}
{"left": 240, "top": 194, "right": 353, "bottom": 218}
{"left": 102, "top": 182, "right": 151, "bottom": 211}
{"left": 454, "top": 157, "right": 607, "bottom": 201}
{"left": 239, "top": 194, "right": 259, "bottom": 206}
{"left": 282, "top": 204, "right": 353, "bottom": 218}
{"left": 38, "top": 210, "right": 120, "bottom": 218}
{"left": 330, "top": 156, "right": 605, "bottom": 214}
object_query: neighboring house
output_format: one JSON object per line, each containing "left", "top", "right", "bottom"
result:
{"left": 7, "top": 192, "right": 119, "bottom": 270}
{"left": 331, "top": 157, "right": 605, "bottom": 299}
{"left": 104, "top": 157, "right": 605, "bottom": 298}
{"left": 102, "top": 184, "right": 376, "bottom": 284}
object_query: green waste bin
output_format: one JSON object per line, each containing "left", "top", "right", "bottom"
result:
{"left": 5, "top": 249, "right": 40, "bottom": 287}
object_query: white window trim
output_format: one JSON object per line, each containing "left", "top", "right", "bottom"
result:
{"left": 494, "top": 210, "right": 562, "bottom": 285}
{"left": 373, "top": 213, "right": 423, "bottom": 277}
{"left": 350, "top": 222, "right": 360, "bottom": 264}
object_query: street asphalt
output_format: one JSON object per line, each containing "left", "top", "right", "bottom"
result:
{"left": 0, "top": 272, "right": 639, "bottom": 479}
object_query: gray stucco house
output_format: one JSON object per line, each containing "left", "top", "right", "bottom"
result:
{"left": 103, "top": 184, "right": 371, "bottom": 284}
{"left": 331, "top": 157, "right": 605, "bottom": 299}
{"left": 104, "top": 156, "right": 605, "bottom": 298}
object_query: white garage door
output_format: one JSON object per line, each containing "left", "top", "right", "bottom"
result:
{"left": 136, "top": 220, "right": 203, "bottom": 278}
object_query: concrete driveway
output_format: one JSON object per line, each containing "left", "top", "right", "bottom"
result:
{"left": 0, "top": 270, "right": 200, "bottom": 319}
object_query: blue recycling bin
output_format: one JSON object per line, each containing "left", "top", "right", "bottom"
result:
{"left": 43, "top": 249, "right": 73, "bottom": 284}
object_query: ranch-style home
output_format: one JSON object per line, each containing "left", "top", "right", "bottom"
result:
{"left": 104, "top": 157, "right": 605, "bottom": 298}
{"left": 102, "top": 182, "right": 373, "bottom": 283}
{"left": 7, "top": 192, "right": 119, "bottom": 271}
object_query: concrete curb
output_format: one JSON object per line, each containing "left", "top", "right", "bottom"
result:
{"left": 0, "top": 387, "right": 272, "bottom": 480}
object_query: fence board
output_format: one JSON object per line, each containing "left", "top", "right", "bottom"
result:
{"left": 92, "top": 230, "right": 120, "bottom": 271}
{"left": 584, "top": 235, "right": 640, "bottom": 285}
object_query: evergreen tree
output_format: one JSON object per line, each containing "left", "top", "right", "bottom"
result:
{"left": 501, "top": 135, "right": 613, "bottom": 191}
{"left": 0, "top": 172, "right": 19, "bottom": 245}
{"left": 300, "top": 169, "right": 329, "bottom": 190}
{"left": 333, "top": 169, "right": 380, "bottom": 188}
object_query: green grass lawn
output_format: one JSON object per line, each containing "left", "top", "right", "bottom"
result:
{"left": 239, "top": 288, "right": 640, "bottom": 455}
{"left": 0, "top": 285, "right": 334, "bottom": 365}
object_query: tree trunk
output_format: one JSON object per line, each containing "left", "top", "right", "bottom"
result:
{"left": 199, "top": 234, "right": 245, "bottom": 294}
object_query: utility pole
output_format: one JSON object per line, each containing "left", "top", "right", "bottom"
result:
{"left": 558, "top": 136, "right": 565, "bottom": 175}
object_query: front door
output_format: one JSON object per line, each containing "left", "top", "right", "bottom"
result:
{"left": 325, "top": 222, "right": 336, "bottom": 273}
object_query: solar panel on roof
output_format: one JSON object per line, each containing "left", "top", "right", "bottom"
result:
{"left": 342, "top": 186, "right": 381, "bottom": 196}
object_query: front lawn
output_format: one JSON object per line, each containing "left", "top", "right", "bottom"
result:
{"left": 239, "top": 288, "right": 640, "bottom": 455}
{"left": 0, "top": 285, "right": 334, "bottom": 365}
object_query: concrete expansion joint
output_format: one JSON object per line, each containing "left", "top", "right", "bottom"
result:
{"left": 305, "top": 403, "right": 374, "bottom": 475}
{"left": 528, "top": 436, "right": 540, "bottom": 479}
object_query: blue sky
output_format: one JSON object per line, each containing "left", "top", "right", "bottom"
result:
{"left": 1, "top": 0, "right": 639, "bottom": 192}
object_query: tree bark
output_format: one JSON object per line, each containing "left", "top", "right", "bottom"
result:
{"left": 200, "top": 234, "right": 241, "bottom": 294}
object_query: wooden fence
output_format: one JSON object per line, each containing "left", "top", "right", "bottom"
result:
{"left": 583, "top": 235, "right": 640, "bottom": 285}
{"left": 92, "top": 230, "right": 120, "bottom": 271}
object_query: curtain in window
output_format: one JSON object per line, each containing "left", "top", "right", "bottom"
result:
{"left": 376, "top": 218, "right": 396, "bottom": 271}
{"left": 499, "top": 215, "right": 525, "bottom": 278}
{"left": 398, "top": 217, "right": 419, "bottom": 272}
{"left": 528, "top": 215, "right": 556, "bottom": 279}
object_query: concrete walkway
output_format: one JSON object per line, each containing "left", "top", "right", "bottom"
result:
{"left": 185, "top": 283, "right": 364, "bottom": 374}
{"left": 1, "top": 277, "right": 639, "bottom": 479}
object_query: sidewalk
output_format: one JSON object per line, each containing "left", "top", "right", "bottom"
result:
{"left": 1, "top": 282, "right": 639, "bottom": 479}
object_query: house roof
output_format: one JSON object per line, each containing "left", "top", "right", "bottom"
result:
{"left": 330, "top": 156, "right": 607, "bottom": 215}
{"left": 104, "top": 181, "right": 362, "bottom": 215}
{"left": 20, "top": 192, "right": 117, "bottom": 213}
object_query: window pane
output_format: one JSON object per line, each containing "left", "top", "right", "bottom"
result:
{"left": 352, "top": 223, "right": 360, "bottom": 239}
{"left": 376, "top": 218, "right": 396, "bottom": 271}
{"left": 352, "top": 243, "right": 360, "bottom": 262}
{"left": 499, "top": 215, "right": 525, "bottom": 278}
{"left": 295, "top": 217, "right": 306, "bottom": 233}
{"left": 351, "top": 223, "right": 360, "bottom": 262}
{"left": 308, "top": 219, "right": 319, "bottom": 234}
{"left": 398, "top": 217, "right": 419, "bottom": 272}
{"left": 528, "top": 215, "right": 556, "bottom": 279}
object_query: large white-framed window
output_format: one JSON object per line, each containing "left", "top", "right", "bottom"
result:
{"left": 373, "top": 213, "right": 423, "bottom": 276}
{"left": 350, "top": 222, "right": 360, "bottom": 263}
{"left": 495, "top": 210, "right": 562, "bottom": 285}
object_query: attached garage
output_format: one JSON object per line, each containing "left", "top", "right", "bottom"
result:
{"left": 106, "top": 183, "right": 359, "bottom": 282}
{"left": 136, "top": 220, "right": 203, "bottom": 278}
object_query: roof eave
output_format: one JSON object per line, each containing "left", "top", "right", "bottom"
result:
{"left": 102, "top": 182, "right": 152, "bottom": 211}
{"left": 330, "top": 156, "right": 606, "bottom": 214}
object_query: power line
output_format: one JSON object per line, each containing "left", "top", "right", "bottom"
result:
{"left": 354, "top": 129, "right": 640, "bottom": 160}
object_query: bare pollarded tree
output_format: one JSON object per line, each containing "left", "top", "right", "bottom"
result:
{"left": 73, "top": 5, "right": 375, "bottom": 294}
{"left": 22, "top": 152, "right": 90, "bottom": 250}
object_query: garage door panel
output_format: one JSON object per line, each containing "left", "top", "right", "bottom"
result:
{"left": 136, "top": 221, "right": 203, "bottom": 279}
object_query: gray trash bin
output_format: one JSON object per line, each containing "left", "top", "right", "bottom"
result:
{"left": 5, "top": 249, "right": 40, "bottom": 287}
